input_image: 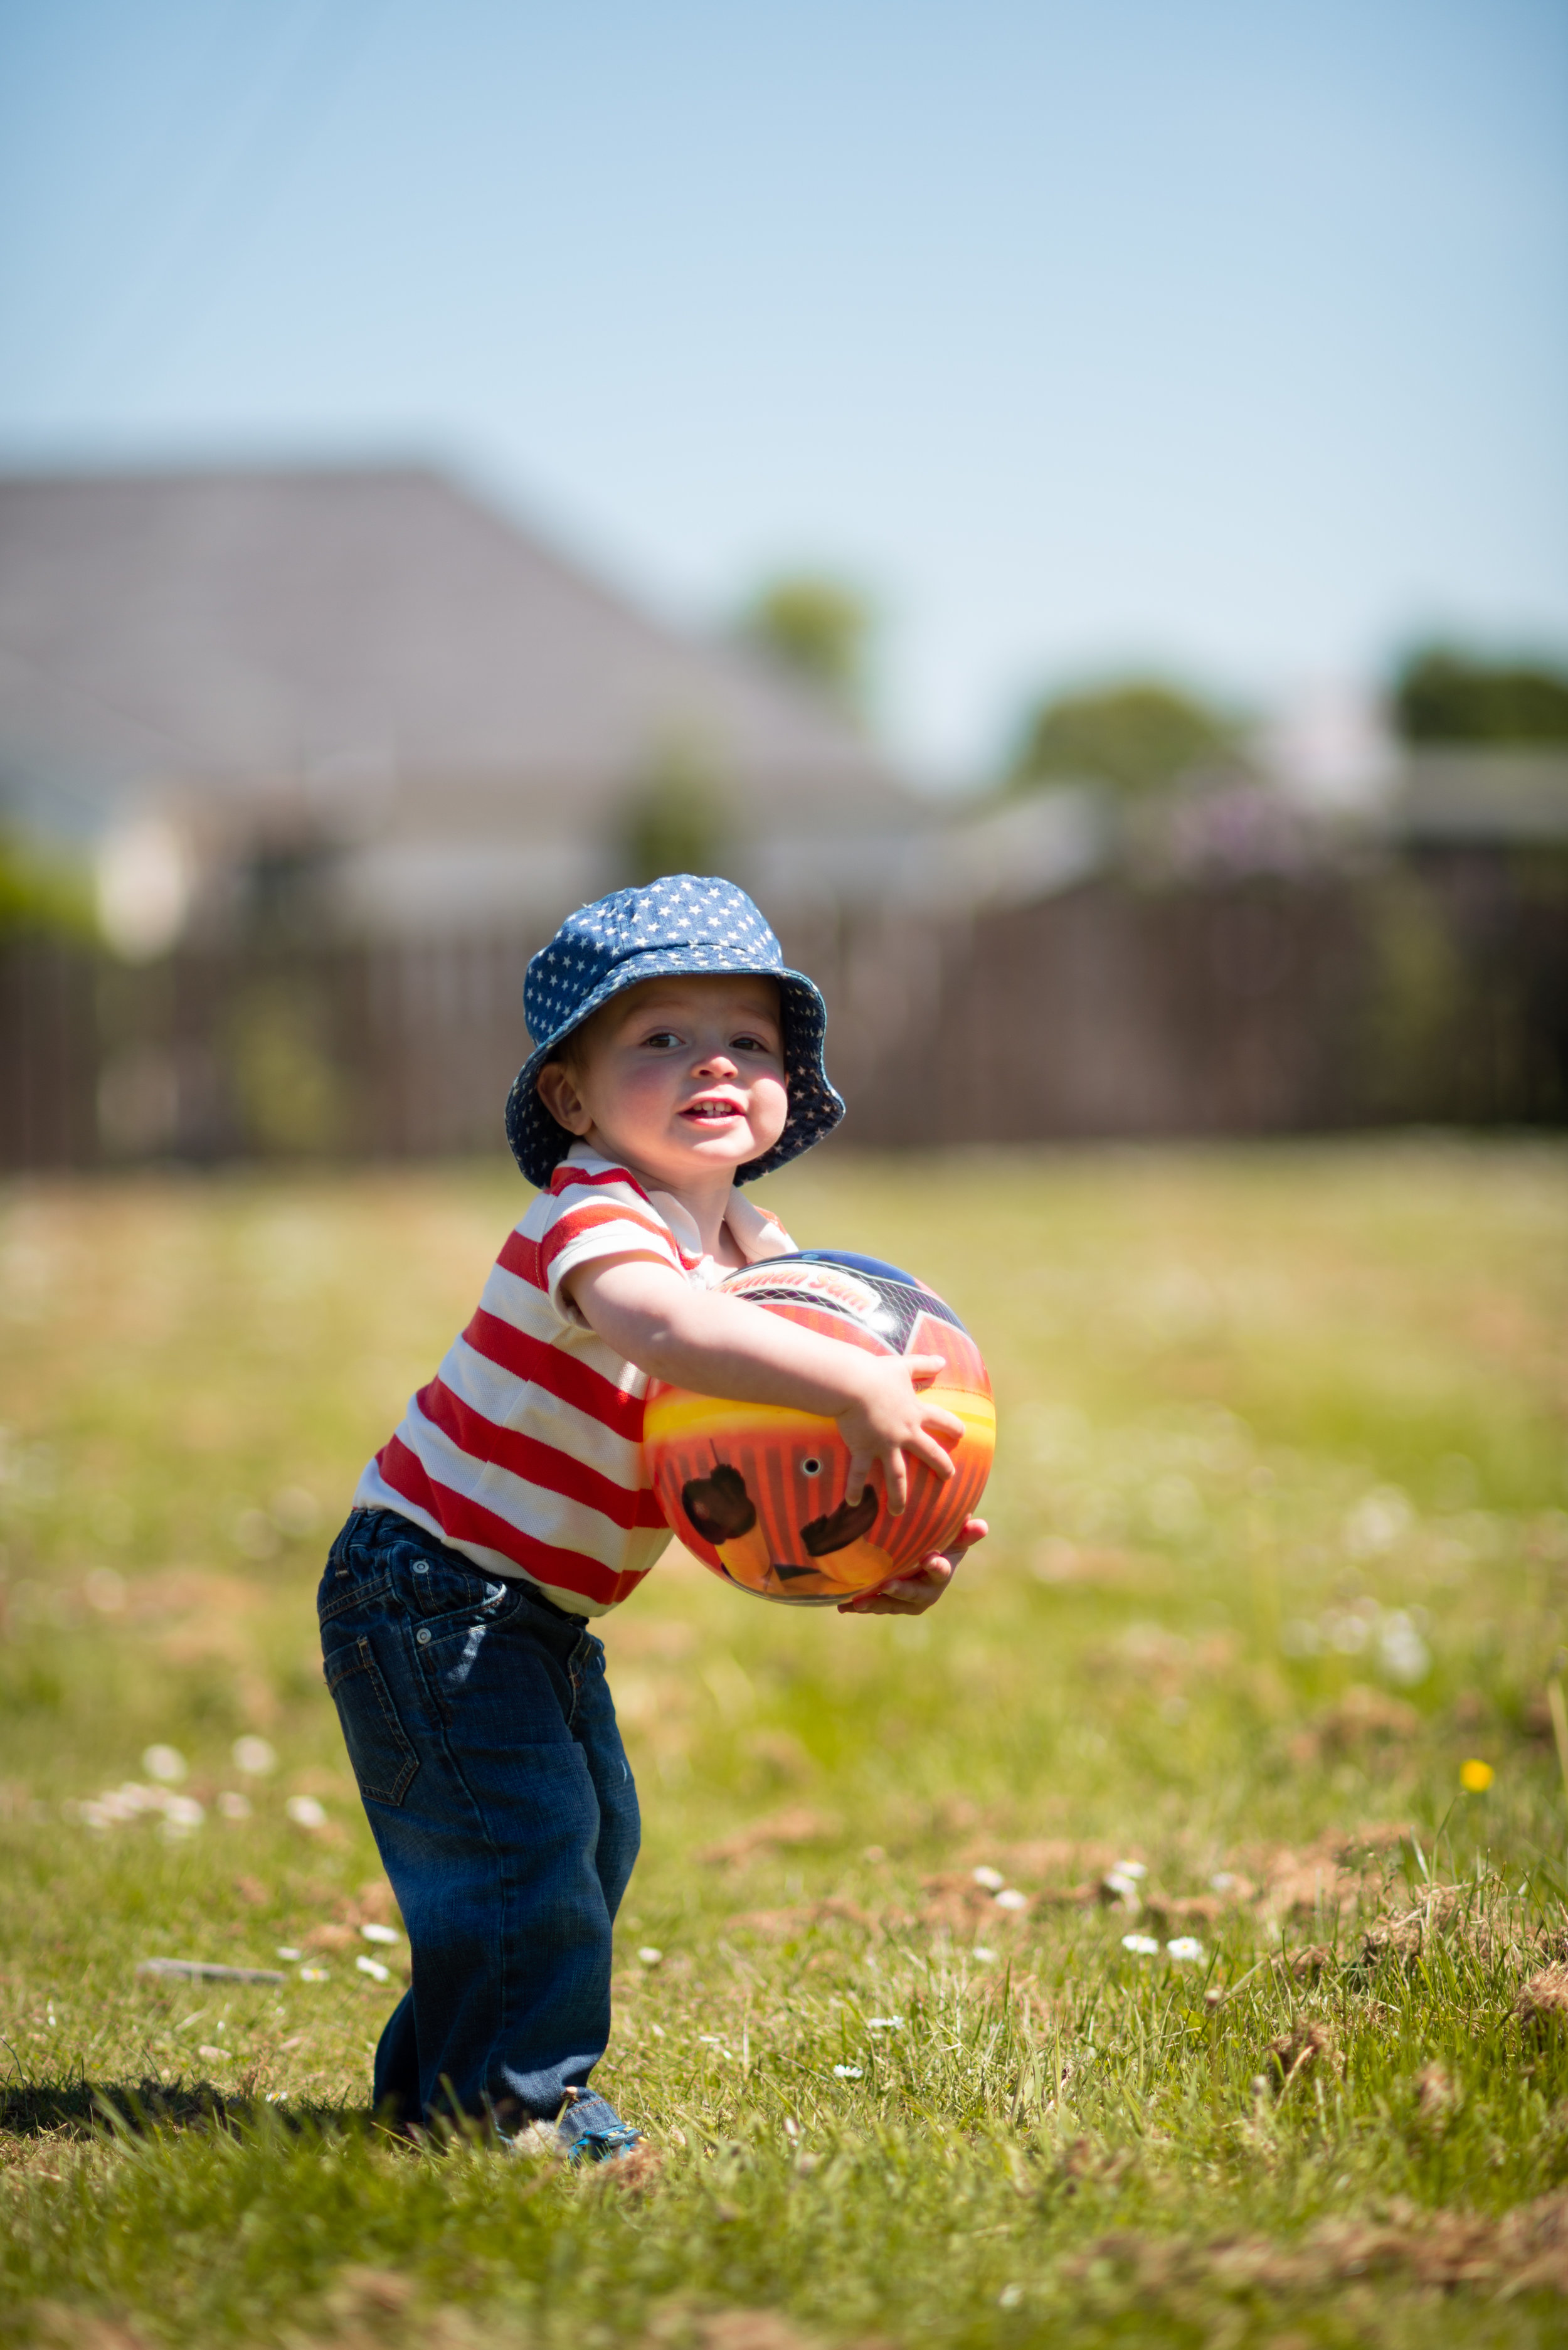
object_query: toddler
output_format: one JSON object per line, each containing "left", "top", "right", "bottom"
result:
{"left": 319, "top": 875, "right": 985, "bottom": 2157}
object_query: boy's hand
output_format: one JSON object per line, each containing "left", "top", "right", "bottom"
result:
{"left": 837, "top": 1518, "right": 987, "bottom": 1615}
{"left": 837, "top": 1353, "right": 964, "bottom": 1514}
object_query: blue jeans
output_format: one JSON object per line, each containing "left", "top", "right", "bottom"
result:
{"left": 318, "top": 1507, "right": 641, "bottom": 2144}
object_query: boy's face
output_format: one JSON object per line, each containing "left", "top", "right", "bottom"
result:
{"left": 534, "top": 973, "right": 789, "bottom": 1193}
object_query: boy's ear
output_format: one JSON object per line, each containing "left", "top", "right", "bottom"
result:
{"left": 535, "top": 1058, "right": 593, "bottom": 1135}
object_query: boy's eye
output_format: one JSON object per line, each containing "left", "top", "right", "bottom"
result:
{"left": 731, "top": 1032, "right": 773, "bottom": 1053}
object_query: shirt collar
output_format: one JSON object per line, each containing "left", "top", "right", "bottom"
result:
{"left": 563, "top": 1143, "right": 788, "bottom": 1267}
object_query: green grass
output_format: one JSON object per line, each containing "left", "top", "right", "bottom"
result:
{"left": 3, "top": 1139, "right": 1567, "bottom": 2348}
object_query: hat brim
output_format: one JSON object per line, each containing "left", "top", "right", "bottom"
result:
{"left": 504, "top": 952, "right": 844, "bottom": 1190}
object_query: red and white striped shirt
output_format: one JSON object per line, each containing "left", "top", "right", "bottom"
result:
{"left": 354, "top": 1146, "right": 795, "bottom": 1616}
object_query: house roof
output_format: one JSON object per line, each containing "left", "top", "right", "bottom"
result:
{"left": 0, "top": 465, "right": 908, "bottom": 844}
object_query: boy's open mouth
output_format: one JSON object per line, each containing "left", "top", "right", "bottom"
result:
{"left": 681, "top": 1098, "right": 745, "bottom": 1125}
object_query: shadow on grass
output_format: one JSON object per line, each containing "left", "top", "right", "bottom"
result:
{"left": 0, "top": 2076, "right": 367, "bottom": 2140}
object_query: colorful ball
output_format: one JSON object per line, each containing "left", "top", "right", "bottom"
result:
{"left": 645, "top": 1250, "right": 995, "bottom": 1605}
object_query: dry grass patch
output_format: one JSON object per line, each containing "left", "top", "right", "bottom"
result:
{"left": 1065, "top": 2191, "right": 1568, "bottom": 2302}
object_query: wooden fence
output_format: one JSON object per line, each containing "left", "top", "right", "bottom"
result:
{"left": 3, "top": 850, "right": 1565, "bottom": 1174}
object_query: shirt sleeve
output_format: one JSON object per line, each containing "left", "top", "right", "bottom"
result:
{"left": 536, "top": 1173, "right": 684, "bottom": 1326}
{"left": 727, "top": 1188, "right": 796, "bottom": 1262}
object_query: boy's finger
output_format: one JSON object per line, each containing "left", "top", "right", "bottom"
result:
{"left": 916, "top": 1520, "right": 987, "bottom": 1576}
{"left": 906, "top": 1354, "right": 948, "bottom": 1389}
{"left": 881, "top": 1446, "right": 909, "bottom": 1514}
{"left": 908, "top": 1433, "right": 955, "bottom": 1482}
{"left": 844, "top": 1448, "right": 874, "bottom": 1508}
{"left": 919, "top": 1403, "right": 965, "bottom": 1443}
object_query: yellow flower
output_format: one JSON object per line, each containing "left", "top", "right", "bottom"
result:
{"left": 1459, "top": 1758, "right": 1495, "bottom": 1793}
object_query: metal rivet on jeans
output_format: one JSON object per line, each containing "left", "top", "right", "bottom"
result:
{"left": 413, "top": 1561, "right": 428, "bottom": 1573}
{"left": 416, "top": 1627, "right": 432, "bottom": 1646}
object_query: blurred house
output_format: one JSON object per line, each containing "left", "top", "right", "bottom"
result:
{"left": 0, "top": 463, "right": 1134, "bottom": 1167}
{"left": 3, "top": 465, "right": 1564, "bottom": 1165}
{"left": 0, "top": 464, "right": 924, "bottom": 952}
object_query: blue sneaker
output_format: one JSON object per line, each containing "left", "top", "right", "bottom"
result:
{"left": 566, "top": 2123, "right": 644, "bottom": 2164}
{"left": 555, "top": 2092, "right": 643, "bottom": 2164}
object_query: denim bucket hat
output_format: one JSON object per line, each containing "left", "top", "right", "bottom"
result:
{"left": 505, "top": 874, "right": 845, "bottom": 1189}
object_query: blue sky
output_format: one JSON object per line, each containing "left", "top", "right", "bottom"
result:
{"left": 2, "top": 0, "right": 1565, "bottom": 774}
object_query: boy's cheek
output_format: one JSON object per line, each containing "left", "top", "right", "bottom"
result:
{"left": 595, "top": 1065, "right": 686, "bottom": 1146}
{"left": 751, "top": 1075, "right": 790, "bottom": 1147}
{"left": 615, "top": 1062, "right": 679, "bottom": 1115}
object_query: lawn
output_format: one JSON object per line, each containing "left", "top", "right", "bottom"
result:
{"left": 2, "top": 1139, "right": 1567, "bottom": 2348}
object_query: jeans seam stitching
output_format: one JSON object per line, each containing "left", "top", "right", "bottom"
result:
{"left": 327, "top": 1637, "right": 418, "bottom": 1805}
{"left": 360, "top": 1635, "right": 420, "bottom": 1804}
{"left": 407, "top": 1637, "right": 521, "bottom": 2112}
{"left": 320, "top": 1573, "right": 392, "bottom": 1625}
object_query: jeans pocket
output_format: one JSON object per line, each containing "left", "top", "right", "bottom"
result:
{"left": 326, "top": 1634, "right": 420, "bottom": 1806}
{"left": 406, "top": 1548, "right": 494, "bottom": 1619}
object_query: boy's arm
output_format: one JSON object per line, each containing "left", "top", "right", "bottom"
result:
{"left": 564, "top": 1255, "right": 965, "bottom": 1514}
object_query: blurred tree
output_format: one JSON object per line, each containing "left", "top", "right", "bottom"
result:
{"left": 0, "top": 834, "right": 92, "bottom": 939}
{"left": 226, "top": 979, "right": 347, "bottom": 1156}
{"left": 621, "top": 740, "right": 729, "bottom": 885}
{"left": 1393, "top": 647, "right": 1568, "bottom": 745}
{"left": 1009, "top": 678, "right": 1236, "bottom": 795}
{"left": 739, "top": 576, "right": 872, "bottom": 716}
